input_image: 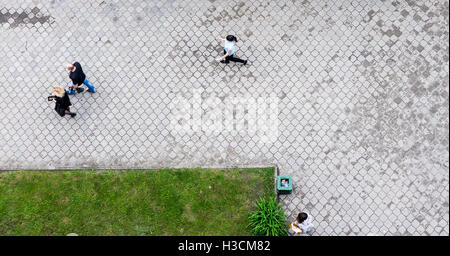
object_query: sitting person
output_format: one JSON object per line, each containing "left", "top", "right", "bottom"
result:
{"left": 281, "top": 179, "right": 289, "bottom": 187}
{"left": 290, "top": 212, "right": 313, "bottom": 235}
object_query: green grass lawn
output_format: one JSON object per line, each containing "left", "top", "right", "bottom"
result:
{"left": 0, "top": 168, "right": 274, "bottom": 236}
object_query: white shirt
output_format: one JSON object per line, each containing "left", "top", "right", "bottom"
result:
{"left": 224, "top": 40, "right": 236, "bottom": 55}
{"left": 298, "top": 214, "right": 313, "bottom": 233}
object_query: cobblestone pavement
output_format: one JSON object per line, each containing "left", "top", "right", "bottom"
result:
{"left": 0, "top": 0, "right": 448, "bottom": 235}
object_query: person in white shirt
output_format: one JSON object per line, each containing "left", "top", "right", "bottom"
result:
{"left": 290, "top": 212, "right": 314, "bottom": 235}
{"left": 217, "top": 35, "right": 248, "bottom": 65}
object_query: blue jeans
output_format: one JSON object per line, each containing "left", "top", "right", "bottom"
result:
{"left": 68, "top": 78, "right": 96, "bottom": 94}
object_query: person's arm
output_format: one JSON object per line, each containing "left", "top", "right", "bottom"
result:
{"left": 217, "top": 37, "right": 226, "bottom": 42}
{"left": 71, "top": 81, "right": 79, "bottom": 89}
{"left": 220, "top": 49, "right": 232, "bottom": 60}
{"left": 72, "top": 74, "right": 81, "bottom": 88}
{"left": 54, "top": 95, "right": 63, "bottom": 104}
{"left": 50, "top": 93, "right": 56, "bottom": 102}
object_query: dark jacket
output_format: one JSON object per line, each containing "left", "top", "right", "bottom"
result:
{"left": 54, "top": 90, "right": 72, "bottom": 117}
{"left": 69, "top": 62, "right": 86, "bottom": 86}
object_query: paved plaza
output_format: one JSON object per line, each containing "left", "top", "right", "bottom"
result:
{"left": 0, "top": 0, "right": 448, "bottom": 235}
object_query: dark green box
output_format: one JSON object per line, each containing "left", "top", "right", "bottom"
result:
{"left": 277, "top": 176, "right": 292, "bottom": 194}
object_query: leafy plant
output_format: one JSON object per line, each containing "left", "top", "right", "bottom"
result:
{"left": 248, "top": 196, "right": 288, "bottom": 236}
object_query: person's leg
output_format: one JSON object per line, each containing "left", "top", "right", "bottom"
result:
{"left": 306, "top": 223, "right": 314, "bottom": 233}
{"left": 65, "top": 107, "right": 76, "bottom": 117}
{"left": 74, "top": 84, "right": 85, "bottom": 92}
{"left": 76, "top": 86, "right": 84, "bottom": 93}
{"left": 68, "top": 85, "right": 84, "bottom": 94}
{"left": 220, "top": 50, "right": 230, "bottom": 64}
{"left": 227, "top": 55, "right": 246, "bottom": 64}
{"left": 83, "top": 78, "right": 96, "bottom": 93}
{"left": 67, "top": 87, "right": 75, "bottom": 95}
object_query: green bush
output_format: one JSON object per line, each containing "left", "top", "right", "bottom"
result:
{"left": 248, "top": 196, "right": 288, "bottom": 236}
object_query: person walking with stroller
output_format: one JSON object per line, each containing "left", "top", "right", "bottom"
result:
{"left": 217, "top": 35, "right": 248, "bottom": 65}
{"left": 66, "top": 61, "right": 96, "bottom": 95}
{"left": 49, "top": 86, "right": 76, "bottom": 117}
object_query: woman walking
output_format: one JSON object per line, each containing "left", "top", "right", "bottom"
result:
{"left": 49, "top": 86, "right": 76, "bottom": 118}
{"left": 217, "top": 35, "right": 248, "bottom": 65}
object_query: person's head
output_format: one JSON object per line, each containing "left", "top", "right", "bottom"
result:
{"left": 52, "top": 86, "right": 65, "bottom": 97}
{"left": 66, "top": 63, "right": 75, "bottom": 72}
{"left": 297, "top": 212, "right": 308, "bottom": 223}
{"left": 226, "top": 35, "right": 238, "bottom": 42}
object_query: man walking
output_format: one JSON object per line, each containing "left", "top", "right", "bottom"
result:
{"left": 66, "top": 61, "right": 96, "bottom": 95}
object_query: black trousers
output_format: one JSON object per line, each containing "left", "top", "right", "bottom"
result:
{"left": 222, "top": 50, "right": 246, "bottom": 64}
